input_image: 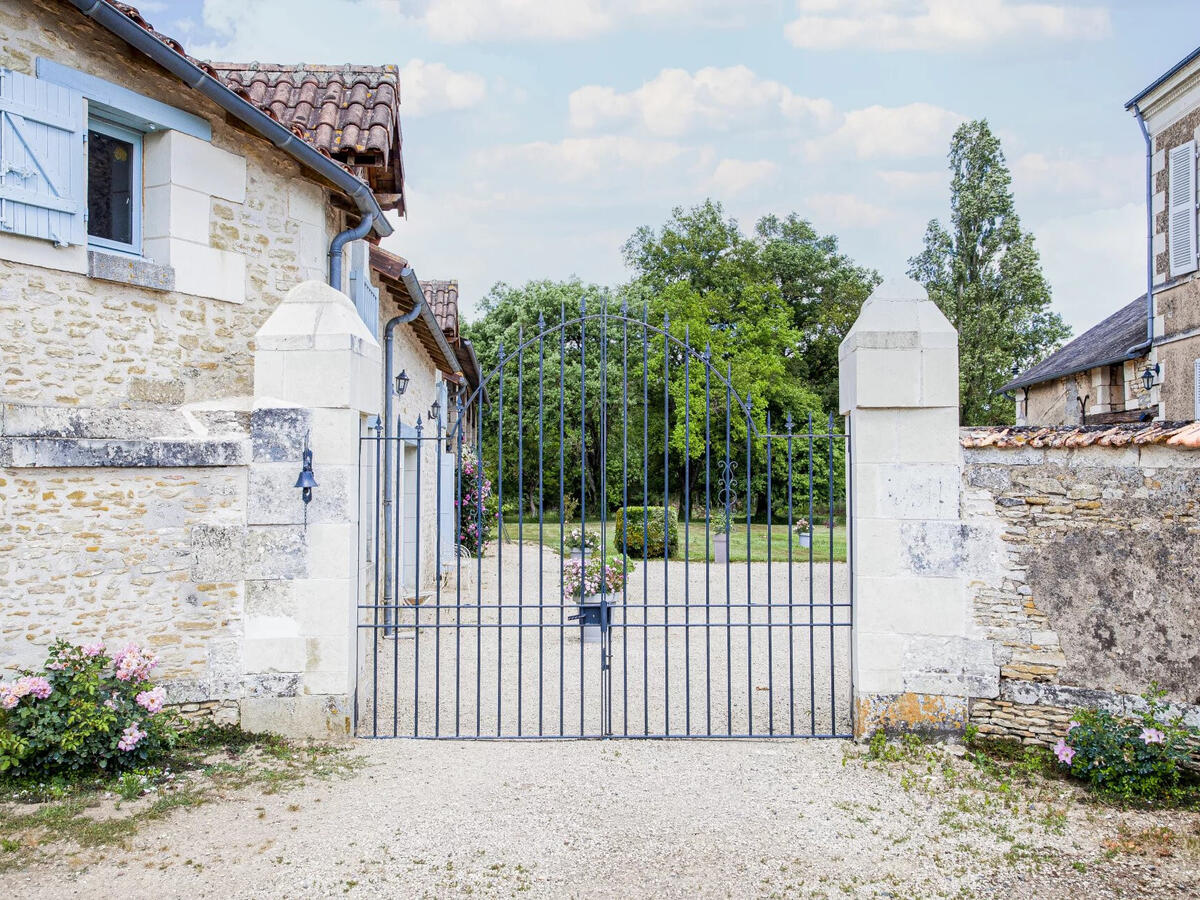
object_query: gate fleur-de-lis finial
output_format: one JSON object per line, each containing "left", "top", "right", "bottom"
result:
{"left": 537, "top": 311, "right": 546, "bottom": 330}
{"left": 785, "top": 412, "right": 794, "bottom": 434}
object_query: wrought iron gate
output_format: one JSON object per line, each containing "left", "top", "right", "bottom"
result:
{"left": 355, "top": 302, "right": 853, "bottom": 739}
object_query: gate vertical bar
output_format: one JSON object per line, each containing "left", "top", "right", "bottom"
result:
{"left": 599, "top": 297, "right": 609, "bottom": 736}
{"left": 496, "top": 347, "right": 505, "bottom": 736}
{"left": 703, "top": 346, "right": 712, "bottom": 736}
{"left": 559, "top": 302, "right": 566, "bottom": 736}
{"left": 537, "top": 315, "right": 545, "bottom": 736}
{"left": 641, "top": 302, "right": 650, "bottom": 735}
{"left": 578, "top": 295, "right": 586, "bottom": 735}
{"left": 827, "top": 412, "right": 836, "bottom": 734}
{"left": 455, "top": 398, "right": 464, "bottom": 736}
{"left": 724, "top": 363, "right": 732, "bottom": 736}
{"left": 807, "top": 412, "right": 815, "bottom": 735}
{"left": 683, "top": 325, "right": 691, "bottom": 735}
{"left": 745, "top": 394, "right": 753, "bottom": 736}
{"left": 393, "top": 417, "right": 402, "bottom": 737}
{"left": 372, "top": 425, "right": 382, "bottom": 736}
{"left": 517, "top": 326, "right": 524, "bottom": 736}
{"left": 475, "top": 391, "right": 484, "bottom": 737}
{"left": 621, "top": 299, "right": 629, "bottom": 735}
{"left": 434, "top": 413, "right": 442, "bottom": 736}
{"left": 661, "top": 312, "right": 670, "bottom": 736}
{"left": 413, "top": 416, "right": 423, "bottom": 737}
{"left": 766, "top": 411, "right": 773, "bottom": 735}
{"left": 785, "top": 415, "right": 795, "bottom": 736}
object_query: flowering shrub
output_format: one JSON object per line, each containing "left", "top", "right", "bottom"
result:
{"left": 563, "top": 554, "right": 628, "bottom": 600}
{"left": 1053, "top": 685, "right": 1196, "bottom": 803}
{"left": 564, "top": 528, "right": 600, "bottom": 552}
{"left": 457, "top": 448, "right": 497, "bottom": 556}
{"left": 0, "top": 638, "right": 177, "bottom": 776}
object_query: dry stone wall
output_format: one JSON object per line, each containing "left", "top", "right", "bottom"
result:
{"left": 961, "top": 437, "right": 1200, "bottom": 745}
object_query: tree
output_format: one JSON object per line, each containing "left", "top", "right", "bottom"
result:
{"left": 908, "top": 120, "right": 1070, "bottom": 425}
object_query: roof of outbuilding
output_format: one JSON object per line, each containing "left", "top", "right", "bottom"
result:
{"left": 420, "top": 280, "right": 460, "bottom": 343}
{"left": 998, "top": 296, "right": 1147, "bottom": 393}
{"left": 212, "top": 63, "right": 405, "bottom": 212}
{"left": 369, "top": 246, "right": 462, "bottom": 382}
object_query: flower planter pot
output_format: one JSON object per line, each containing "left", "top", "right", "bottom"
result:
{"left": 798, "top": 533, "right": 811, "bottom": 549}
{"left": 568, "top": 547, "right": 587, "bottom": 560}
{"left": 572, "top": 594, "right": 603, "bottom": 644}
{"left": 713, "top": 533, "right": 728, "bottom": 563}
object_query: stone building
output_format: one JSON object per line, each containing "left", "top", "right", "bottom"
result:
{"left": 1006, "top": 44, "right": 1200, "bottom": 425}
{"left": 0, "top": 0, "right": 466, "bottom": 734}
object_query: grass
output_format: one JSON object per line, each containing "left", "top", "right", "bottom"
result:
{"left": 503, "top": 518, "right": 848, "bottom": 564}
{"left": 0, "top": 722, "right": 362, "bottom": 873}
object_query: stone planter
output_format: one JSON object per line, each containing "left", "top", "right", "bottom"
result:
{"left": 571, "top": 594, "right": 603, "bottom": 644}
{"left": 798, "top": 532, "right": 811, "bottom": 549}
{"left": 713, "top": 533, "right": 728, "bottom": 563}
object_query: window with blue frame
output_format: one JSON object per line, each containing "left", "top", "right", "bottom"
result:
{"left": 86, "top": 117, "right": 142, "bottom": 255}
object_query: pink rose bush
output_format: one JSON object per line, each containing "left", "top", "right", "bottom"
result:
{"left": 1051, "top": 684, "right": 1196, "bottom": 803}
{"left": 456, "top": 448, "right": 496, "bottom": 556}
{"left": 0, "top": 638, "right": 177, "bottom": 776}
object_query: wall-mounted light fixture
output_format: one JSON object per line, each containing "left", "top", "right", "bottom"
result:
{"left": 395, "top": 369, "right": 410, "bottom": 396}
{"left": 294, "top": 437, "right": 318, "bottom": 526}
{"left": 1141, "top": 363, "right": 1160, "bottom": 393}
{"left": 428, "top": 399, "right": 441, "bottom": 423}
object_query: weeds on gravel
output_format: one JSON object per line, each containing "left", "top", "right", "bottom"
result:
{"left": 0, "top": 722, "right": 360, "bottom": 872}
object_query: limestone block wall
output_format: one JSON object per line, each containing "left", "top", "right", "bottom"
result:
{"left": 0, "top": 0, "right": 337, "bottom": 410}
{"left": 960, "top": 436, "right": 1200, "bottom": 745}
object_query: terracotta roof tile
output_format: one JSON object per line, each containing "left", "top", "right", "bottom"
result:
{"left": 210, "top": 63, "right": 405, "bottom": 209}
{"left": 960, "top": 422, "right": 1200, "bottom": 450}
{"left": 420, "top": 280, "right": 460, "bottom": 343}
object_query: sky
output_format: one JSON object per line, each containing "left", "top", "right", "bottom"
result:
{"left": 144, "top": 0, "right": 1200, "bottom": 334}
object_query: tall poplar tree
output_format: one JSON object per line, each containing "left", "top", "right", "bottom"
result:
{"left": 908, "top": 120, "right": 1070, "bottom": 425}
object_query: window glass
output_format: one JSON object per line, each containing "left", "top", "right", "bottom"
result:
{"left": 87, "top": 121, "right": 140, "bottom": 250}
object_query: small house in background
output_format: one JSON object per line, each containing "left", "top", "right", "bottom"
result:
{"left": 1006, "top": 44, "right": 1200, "bottom": 424}
{"left": 422, "top": 278, "right": 485, "bottom": 447}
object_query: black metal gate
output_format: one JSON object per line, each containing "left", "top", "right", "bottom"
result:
{"left": 355, "top": 302, "right": 852, "bottom": 739}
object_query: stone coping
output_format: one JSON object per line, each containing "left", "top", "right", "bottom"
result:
{"left": 960, "top": 422, "right": 1200, "bottom": 450}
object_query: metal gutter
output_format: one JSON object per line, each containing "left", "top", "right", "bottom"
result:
{"left": 67, "top": 0, "right": 393, "bottom": 239}
{"left": 1125, "top": 44, "right": 1200, "bottom": 109}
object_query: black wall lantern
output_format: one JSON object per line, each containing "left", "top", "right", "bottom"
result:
{"left": 294, "top": 437, "right": 318, "bottom": 526}
{"left": 394, "top": 369, "right": 410, "bottom": 396}
{"left": 1141, "top": 363, "right": 1160, "bottom": 393}
{"left": 428, "top": 399, "right": 441, "bottom": 423}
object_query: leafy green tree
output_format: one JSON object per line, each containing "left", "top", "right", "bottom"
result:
{"left": 907, "top": 120, "right": 1070, "bottom": 425}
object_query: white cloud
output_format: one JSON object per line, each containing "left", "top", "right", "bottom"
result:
{"left": 569, "top": 66, "right": 834, "bottom": 137}
{"left": 1011, "top": 151, "right": 1142, "bottom": 211}
{"left": 877, "top": 169, "right": 947, "bottom": 194}
{"left": 806, "top": 103, "right": 964, "bottom": 160}
{"left": 1032, "top": 203, "right": 1144, "bottom": 334}
{"left": 785, "top": 0, "right": 1111, "bottom": 51}
{"left": 708, "top": 159, "right": 779, "bottom": 196}
{"left": 485, "top": 136, "right": 694, "bottom": 182}
{"left": 398, "top": 60, "right": 487, "bottom": 116}
{"left": 806, "top": 193, "right": 895, "bottom": 229}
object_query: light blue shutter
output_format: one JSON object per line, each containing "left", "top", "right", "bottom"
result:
{"left": 1168, "top": 141, "right": 1197, "bottom": 278}
{"left": 349, "top": 240, "right": 381, "bottom": 337}
{"left": 0, "top": 69, "right": 86, "bottom": 246}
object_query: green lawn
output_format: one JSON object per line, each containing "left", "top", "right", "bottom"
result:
{"left": 502, "top": 518, "right": 848, "bottom": 564}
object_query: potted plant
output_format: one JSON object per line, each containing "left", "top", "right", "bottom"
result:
{"left": 796, "top": 520, "right": 812, "bottom": 549}
{"left": 564, "top": 527, "right": 600, "bottom": 560}
{"left": 562, "top": 554, "right": 627, "bottom": 643}
{"left": 710, "top": 509, "right": 732, "bottom": 563}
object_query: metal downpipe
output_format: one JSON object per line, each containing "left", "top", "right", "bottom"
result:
{"left": 1127, "top": 105, "right": 1155, "bottom": 358}
{"left": 382, "top": 278, "right": 425, "bottom": 614}
{"left": 328, "top": 213, "right": 376, "bottom": 289}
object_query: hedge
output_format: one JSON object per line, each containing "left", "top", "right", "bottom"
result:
{"left": 615, "top": 506, "right": 679, "bottom": 558}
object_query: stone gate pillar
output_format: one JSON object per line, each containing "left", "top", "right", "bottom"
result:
{"left": 839, "top": 277, "right": 998, "bottom": 738}
{"left": 241, "top": 280, "right": 380, "bottom": 737}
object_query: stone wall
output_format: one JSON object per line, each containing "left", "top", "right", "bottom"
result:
{"left": 961, "top": 437, "right": 1200, "bottom": 746}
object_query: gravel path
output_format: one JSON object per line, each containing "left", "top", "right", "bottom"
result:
{"left": 7, "top": 739, "right": 1199, "bottom": 899}
{"left": 357, "top": 546, "right": 852, "bottom": 739}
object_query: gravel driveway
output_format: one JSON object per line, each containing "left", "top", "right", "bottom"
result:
{"left": 357, "top": 544, "right": 852, "bottom": 739}
{"left": 8, "top": 739, "right": 1198, "bottom": 899}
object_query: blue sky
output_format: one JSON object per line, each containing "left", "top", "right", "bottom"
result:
{"left": 147, "top": 0, "right": 1200, "bottom": 334}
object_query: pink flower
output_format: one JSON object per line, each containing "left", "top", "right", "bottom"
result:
{"left": 113, "top": 643, "right": 158, "bottom": 682}
{"left": 23, "top": 676, "right": 51, "bottom": 699}
{"left": 1067, "top": 720, "right": 1079, "bottom": 732}
{"left": 136, "top": 687, "right": 165, "bottom": 714}
{"left": 82, "top": 640, "right": 105, "bottom": 658}
{"left": 1140, "top": 727, "right": 1166, "bottom": 745}
{"left": 0, "top": 689, "right": 16, "bottom": 710}
{"left": 117, "top": 722, "right": 147, "bottom": 752}
{"left": 1054, "top": 737, "right": 1076, "bottom": 765}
